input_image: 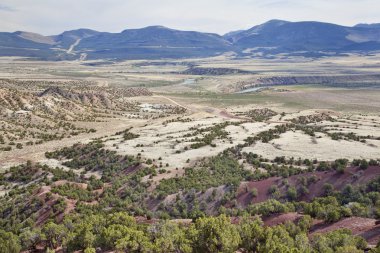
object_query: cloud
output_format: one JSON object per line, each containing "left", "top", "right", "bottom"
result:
{"left": 258, "top": 0, "right": 307, "bottom": 8}
{"left": 0, "top": 4, "right": 15, "bottom": 12}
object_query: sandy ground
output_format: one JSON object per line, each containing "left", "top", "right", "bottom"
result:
{"left": 0, "top": 117, "right": 145, "bottom": 169}
{"left": 238, "top": 110, "right": 380, "bottom": 160}
{"left": 3, "top": 94, "right": 378, "bottom": 174}
{"left": 244, "top": 130, "right": 380, "bottom": 160}
{"left": 103, "top": 102, "right": 286, "bottom": 183}
{"left": 1, "top": 55, "right": 380, "bottom": 172}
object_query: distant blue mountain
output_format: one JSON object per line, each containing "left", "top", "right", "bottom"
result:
{"left": 355, "top": 23, "right": 380, "bottom": 28}
{"left": 226, "top": 20, "right": 380, "bottom": 53}
{"left": 1, "top": 20, "right": 380, "bottom": 60}
{"left": 76, "top": 26, "right": 232, "bottom": 60}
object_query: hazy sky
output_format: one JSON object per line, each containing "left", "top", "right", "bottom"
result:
{"left": 0, "top": 0, "right": 379, "bottom": 35}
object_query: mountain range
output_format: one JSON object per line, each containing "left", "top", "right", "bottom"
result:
{"left": 1, "top": 20, "right": 380, "bottom": 60}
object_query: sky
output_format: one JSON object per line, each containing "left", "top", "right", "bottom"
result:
{"left": 0, "top": 0, "right": 379, "bottom": 35}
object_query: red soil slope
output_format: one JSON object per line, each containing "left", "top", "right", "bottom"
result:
{"left": 237, "top": 166, "right": 380, "bottom": 207}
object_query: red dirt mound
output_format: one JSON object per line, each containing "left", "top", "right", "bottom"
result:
{"left": 237, "top": 166, "right": 380, "bottom": 207}
{"left": 310, "top": 217, "right": 380, "bottom": 246}
{"left": 263, "top": 212, "right": 304, "bottom": 226}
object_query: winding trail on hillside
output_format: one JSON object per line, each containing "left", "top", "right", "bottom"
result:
{"left": 152, "top": 95, "right": 190, "bottom": 111}
{"left": 153, "top": 95, "right": 250, "bottom": 120}
{"left": 67, "top": 39, "right": 81, "bottom": 54}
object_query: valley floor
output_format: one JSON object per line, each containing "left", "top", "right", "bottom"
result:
{"left": 0, "top": 55, "right": 380, "bottom": 252}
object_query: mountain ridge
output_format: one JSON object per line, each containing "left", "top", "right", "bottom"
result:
{"left": 1, "top": 20, "right": 380, "bottom": 60}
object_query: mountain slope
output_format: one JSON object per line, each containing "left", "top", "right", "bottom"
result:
{"left": 14, "top": 31, "right": 55, "bottom": 45}
{"left": 51, "top": 28, "right": 102, "bottom": 48}
{"left": 2, "top": 20, "right": 380, "bottom": 60}
{"left": 355, "top": 23, "right": 380, "bottom": 28}
{"left": 0, "top": 32, "right": 55, "bottom": 58}
{"left": 76, "top": 26, "right": 233, "bottom": 59}
{"left": 227, "top": 20, "right": 380, "bottom": 53}
{"left": 224, "top": 19, "right": 290, "bottom": 43}
{"left": 0, "top": 29, "right": 102, "bottom": 60}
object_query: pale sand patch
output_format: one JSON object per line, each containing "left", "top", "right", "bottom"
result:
{"left": 106, "top": 117, "right": 235, "bottom": 171}
{"left": 105, "top": 114, "right": 282, "bottom": 183}
{"left": 240, "top": 122, "right": 281, "bottom": 134}
{"left": 281, "top": 109, "right": 324, "bottom": 121}
{"left": 313, "top": 115, "right": 380, "bottom": 138}
{"left": 0, "top": 117, "right": 145, "bottom": 169}
{"left": 39, "top": 158, "right": 71, "bottom": 170}
{"left": 107, "top": 121, "right": 279, "bottom": 169}
{"left": 327, "top": 127, "right": 380, "bottom": 138}
{"left": 243, "top": 131, "right": 380, "bottom": 160}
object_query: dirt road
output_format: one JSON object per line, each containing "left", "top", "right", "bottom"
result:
{"left": 67, "top": 39, "right": 81, "bottom": 54}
